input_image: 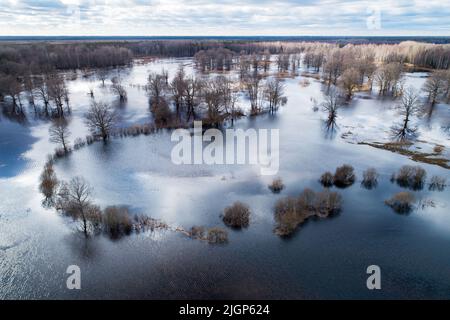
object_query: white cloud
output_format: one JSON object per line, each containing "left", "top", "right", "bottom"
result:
{"left": 0, "top": 0, "right": 449, "bottom": 36}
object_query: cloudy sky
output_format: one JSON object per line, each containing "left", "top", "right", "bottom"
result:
{"left": 0, "top": 0, "right": 449, "bottom": 36}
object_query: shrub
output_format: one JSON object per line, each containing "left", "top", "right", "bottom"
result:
{"left": 268, "top": 178, "right": 285, "bottom": 193}
{"left": 319, "top": 171, "right": 334, "bottom": 187}
{"left": 361, "top": 168, "right": 378, "bottom": 189}
{"left": 133, "top": 214, "right": 165, "bottom": 232}
{"left": 314, "top": 190, "right": 342, "bottom": 217}
{"left": 102, "top": 206, "right": 133, "bottom": 239}
{"left": 385, "top": 192, "right": 416, "bottom": 214}
{"left": 73, "top": 137, "right": 85, "bottom": 150}
{"left": 39, "top": 161, "right": 58, "bottom": 201}
{"left": 54, "top": 147, "right": 68, "bottom": 158}
{"left": 86, "top": 135, "right": 94, "bottom": 145}
{"left": 85, "top": 204, "right": 103, "bottom": 235}
{"left": 297, "top": 188, "right": 316, "bottom": 211}
{"left": 274, "top": 197, "right": 307, "bottom": 237}
{"left": 207, "top": 227, "right": 228, "bottom": 244}
{"left": 274, "top": 188, "right": 343, "bottom": 236}
{"left": 394, "top": 165, "right": 427, "bottom": 190}
{"left": 189, "top": 225, "right": 206, "bottom": 239}
{"left": 222, "top": 201, "right": 250, "bottom": 228}
{"left": 429, "top": 175, "right": 446, "bottom": 191}
{"left": 433, "top": 145, "right": 444, "bottom": 154}
{"left": 333, "top": 164, "right": 355, "bottom": 188}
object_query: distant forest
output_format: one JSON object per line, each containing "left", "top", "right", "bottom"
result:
{"left": 1, "top": 38, "right": 450, "bottom": 74}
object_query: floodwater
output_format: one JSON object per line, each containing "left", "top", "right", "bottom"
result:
{"left": 1, "top": 57, "right": 450, "bottom": 299}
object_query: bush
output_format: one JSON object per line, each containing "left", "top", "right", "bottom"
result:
{"left": 361, "top": 168, "right": 378, "bottom": 189}
{"left": 207, "top": 227, "right": 228, "bottom": 244}
{"left": 314, "top": 190, "right": 342, "bottom": 217}
{"left": 433, "top": 145, "right": 444, "bottom": 154}
{"left": 102, "top": 206, "right": 133, "bottom": 239}
{"left": 385, "top": 192, "right": 416, "bottom": 214}
{"left": 297, "top": 188, "right": 316, "bottom": 211}
{"left": 319, "top": 171, "right": 334, "bottom": 187}
{"left": 274, "top": 197, "right": 308, "bottom": 237}
{"left": 222, "top": 201, "right": 250, "bottom": 228}
{"left": 73, "top": 137, "right": 85, "bottom": 150}
{"left": 189, "top": 225, "right": 206, "bottom": 239}
{"left": 268, "top": 178, "right": 285, "bottom": 193}
{"left": 429, "top": 175, "right": 446, "bottom": 191}
{"left": 274, "top": 188, "right": 343, "bottom": 236}
{"left": 86, "top": 135, "right": 94, "bottom": 145}
{"left": 39, "top": 161, "right": 58, "bottom": 201}
{"left": 394, "top": 165, "right": 426, "bottom": 190}
{"left": 54, "top": 147, "right": 68, "bottom": 158}
{"left": 333, "top": 164, "right": 355, "bottom": 188}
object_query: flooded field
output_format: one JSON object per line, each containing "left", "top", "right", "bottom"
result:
{"left": 1, "top": 57, "right": 449, "bottom": 299}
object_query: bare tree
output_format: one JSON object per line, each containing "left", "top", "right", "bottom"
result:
{"left": 0, "top": 75, "right": 23, "bottom": 114}
{"left": 245, "top": 73, "right": 264, "bottom": 115}
{"left": 374, "top": 62, "right": 403, "bottom": 96}
{"left": 58, "top": 177, "right": 93, "bottom": 237}
{"left": 147, "top": 72, "right": 167, "bottom": 109}
{"left": 85, "top": 101, "right": 117, "bottom": 142}
{"left": 322, "top": 87, "right": 343, "bottom": 130}
{"left": 323, "top": 49, "right": 345, "bottom": 87}
{"left": 392, "top": 87, "right": 420, "bottom": 140}
{"left": 422, "top": 70, "right": 446, "bottom": 106}
{"left": 97, "top": 69, "right": 108, "bottom": 86}
{"left": 170, "top": 66, "right": 187, "bottom": 120}
{"left": 184, "top": 76, "right": 203, "bottom": 121}
{"left": 39, "top": 160, "right": 58, "bottom": 204}
{"left": 265, "top": 78, "right": 286, "bottom": 113}
{"left": 262, "top": 51, "right": 271, "bottom": 73}
{"left": 339, "top": 68, "right": 360, "bottom": 99}
{"left": 111, "top": 76, "right": 127, "bottom": 101}
{"left": 48, "top": 73, "right": 68, "bottom": 117}
{"left": 23, "top": 73, "right": 37, "bottom": 114}
{"left": 49, "top": 118, "right": 71, "bottom": 153}
{"left": 34, "top": 75, "right": 51, "bottom": 116}
{"left": 203, "top": 76, "right": 227, "bottom": 126}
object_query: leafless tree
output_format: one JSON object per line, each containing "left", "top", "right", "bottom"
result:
{"left": 339, "top": 68, "right": 360, "bottom": 99}
{"left": 184, "top": 76, "right": 203, "bottom": 121}
{"left": 23, "top": 73, "right": 37, "bottom": 114}
{"left": 392, "top": 87, "right": 420, "bottom": 141}
{"left": 323, "top": 49, "right": 345, "bottom": 87}
{"left": 49, "top": 118, "right": 71, "bottom": 153}
{"left": 262, "top": 51, "right": 271, "bottom": 73}
{"left": 147, "top": 72, "right": 167, "bottom": 109}
{"left": 48, "top": 73, "right": 68, "bottom": 117}
{"left": 85, "top": 101, "right": 117, "bottom": 142}
{"left": 422, "top": 70, "right": 446, "bottom": 106}
{"left": 245, "top": 73, "right": 264, "bottom": 115}
{"left": 170, "top": 66, "right": 187, "bottom": 120}
{"left": 34, "top": 75, "right": 51, "bottom": 116}
{"left": 111, "top": 76, "right": 127, "bottom": 101}
{"left": 374, "top": 62, "right": 403, "bottom": 96}
{"left": 39, "top": 160, "right": 58, "bottom": 204}
{"left": 0, "top": 75, "right": 23, "bottom": 114}
{"left": 202, "top": 76, "right": 228, "bottom": 126}
{"left": 58, "top": 176, "right": 93, "bottom": 237}
{"left": 277, "top": 54, "right": 290, "bottom": 73}
{"left": 322, "top": 87, "right": 343, "bottom": 130}
{"left": 265, "top": 78, "right": 286, "bottom": 113}
{"left": 97, "top": 69, "right": 108, "bottom": 86}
